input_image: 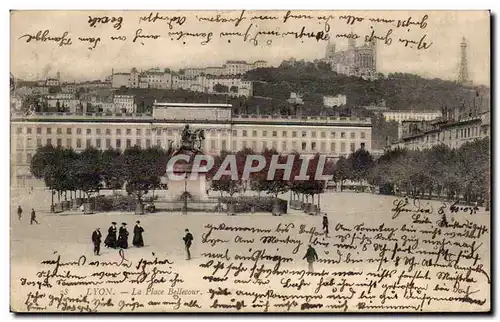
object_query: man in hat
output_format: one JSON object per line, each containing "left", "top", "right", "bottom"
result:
{"left": 183, "top": 229, "right": 194, "bottom": 260}
{"left": 30, "top": 208, "right": 39, "bottom": 225}
{"left": 117, "top": 223, "right": 129, "bottom": 249}
{"left": 91, "top": 228, "right": 102, "bottom": 255}
{"left": 133, "top": 221, "right": 144, "bottom": 247}
{"left": 303, "top": 244, "right": 319, "bottom": 273}
{"left": 322, "top": 213, "right": 329, "bottom": 238}
{"left": 104, "top": 222, "right": 117, "bottom": 248}
{"left": 17, "top": 206, "right": 22, "bottom": 222}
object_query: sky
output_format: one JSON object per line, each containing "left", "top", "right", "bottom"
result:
{"left": 10, "top": 10, "right": 490, "bottom": 86}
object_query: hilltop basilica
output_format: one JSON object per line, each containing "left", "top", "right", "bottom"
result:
{"left": 323, "top": 37, "right": 378, "bottom": 80}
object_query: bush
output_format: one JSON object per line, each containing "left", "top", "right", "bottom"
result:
{"left": 95, "top": 196, "right": 114, "bottom": 212}
{"left": 93, "top": 194, "right": 137, "bottom": 212}
{"left": 143, "top": 195, "right": 159, "bottom": 203}
{"left": 219, "top": 196, "right": 287, "bottom": 214}
{"left": 379, "top": 183, "right": 395, "bottom": 195}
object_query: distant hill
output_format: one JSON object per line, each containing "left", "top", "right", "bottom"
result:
{"left": 244, "top": 62, "right": 488, "bottom": 113}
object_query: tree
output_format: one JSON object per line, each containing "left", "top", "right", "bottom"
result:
{"left": 208, "top": 150, "right": 244, "bottom": 198}
{"left": 230, "top": 86, "right": 238, "bottom": 93}
{"left": 122, "top": 146, "right": 158, "bottom": 204}
{"left": 145, "top": 146, "right": 169, "bottom": 199}
{"left": 210, "top": 175, "right": 242, "bottom": 198}
{"left": 30, "top": 144, "right": 67, "bottom": 207}
{"left": 347, "top": 149, "right": 375, "bottom": 190}
{"left": 368, "top": 147, "right": 407, "bottom": 195}
{"left": 213, "top": 83, "right": 229, "bottom": 93}
{"left": 101, "top": 148, "right": 125, "bottom": 191}
{"left": 30, "top": 144, "right": 56, "bottom": 180}
{"left": 289, "top": 153, "right": 330, "bottom": 208}
{"left": 456, "top": 138, "right": 490, "bottom": 204}
{"left": 256, "top": 150, "right": 290, "bottom": 202}
{"left": 74, "top": 147, "right": 103, "bottom": 202}
{"left": 60, "top": 147, "right": 79, "bottom": 200}
{"left": 333, "top": 156, "right": 350, "bottom": 191}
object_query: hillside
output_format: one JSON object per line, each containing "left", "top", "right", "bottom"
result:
{"left": 244, "top": 62, "right": 485, "bottom": 113}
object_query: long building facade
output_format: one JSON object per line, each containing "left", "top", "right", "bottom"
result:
{"left": 390, "top": 91, "right": 491, "bottom": 151}
{"left": 11, "top": 103, "right": 372, "bottom": 187}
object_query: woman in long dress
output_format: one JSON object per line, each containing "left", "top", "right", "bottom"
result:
{"left": 104, "top": 222, "right": 117, "bottom": 248}
{"left": 117, "top": 223, "right": 129, "bottom": 249}
{"left": 133, "top": 221, "right": 144, "bottom": 247}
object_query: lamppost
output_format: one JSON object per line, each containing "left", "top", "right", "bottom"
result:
{"left": 183, "top": 172, "right": 188, "bottom": 215}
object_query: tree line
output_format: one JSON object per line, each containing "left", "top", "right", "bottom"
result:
{"left": 206, "top": 148, "right": 336, "bottom": 203}
{"left": 367, "top": 138, "right": 490, "bottom": 204}
{"left": 29, "top": 142, "right": 374, "bottom": 206}
{"left": 29, "top": 144, "right": 339, "bottom": 207}
{"left": 29, "top": 138, "right": 488, "bottom": 209}
{"left": 30, "top": 145, "right": 170, "bottom": 206}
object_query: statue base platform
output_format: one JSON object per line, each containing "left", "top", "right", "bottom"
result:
{"left": 165, "top": 147, "right": 209, "bottom": 202}
{"left": 165, "top": 172, "right": 209, "bottom": 201}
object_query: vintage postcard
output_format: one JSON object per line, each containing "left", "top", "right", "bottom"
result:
{"left": 10, "top": 10, "right": 491, "bottom": 313}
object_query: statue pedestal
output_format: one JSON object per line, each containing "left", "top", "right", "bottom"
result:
{"left": 165, "top": 148, "right": 209, "bottom": 202}
{"left": 165, "top": 173, "right": 208, "bottom": 201}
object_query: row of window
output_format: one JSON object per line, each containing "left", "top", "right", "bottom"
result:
{"left": 230, "top": 140, "right": 365, "bottom": 153}
{"left": 455, "top": 126, "right": 487, "bottom": 139}
{"left": 415, "top": 126, "right": 487, "bottom": 143}
{"left": 17, "top": 127, "right": 160, "bottom": 136}
{"left": 16, "top": 139, "right": 365, "bottom": 164}
{"left": 24, "top": 137, "right": 366, "bottom": 154}
{"left": 16, "top": 140, "right": 366, "bottom": 165}
{"left": 234, "top": 130, "right": 366, "bottom": 139}
{"left": 15, "top": 127, "right": 368, "bottom": 139}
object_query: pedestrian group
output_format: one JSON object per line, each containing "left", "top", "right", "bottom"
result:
{"left": 93, "top": 221, "right": 194, "bottom": 260}
{"left": 95, "top": 221, "right": 144, "bottom": 255}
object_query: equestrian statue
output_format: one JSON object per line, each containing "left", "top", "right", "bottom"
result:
{"left": 180, "top": 124, "right": 205, "bottom": 152}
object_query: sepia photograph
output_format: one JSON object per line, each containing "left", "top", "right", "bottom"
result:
{"left": 9, "top": 9, "right": 491, "bottom": 313}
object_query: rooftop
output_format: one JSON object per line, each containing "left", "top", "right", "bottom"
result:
{"left": 11, "top": 111, "right": 372, "bottom": 126}
{"left": 382, "top": 110, "right": 442, "bottom": 114}
{"left": 153, "top": 102, "right": 232, "bottom": 108}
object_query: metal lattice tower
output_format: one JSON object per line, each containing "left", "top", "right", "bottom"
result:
{"left": 458, "top": 37, "right": 470, "bottom": 84}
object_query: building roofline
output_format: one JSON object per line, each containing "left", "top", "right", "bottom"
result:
{"left": 153, "top": 102, "right": 233, "bottom": 108}
{"left": 382, "top": 110, "right": 442, "bottom": 114}
{"left": 11, "top": 117, "right": 373, "bottom": 128}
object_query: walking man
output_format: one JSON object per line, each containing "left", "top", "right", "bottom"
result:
{"left": 322, "top": 213, "right": 329, "bottom": 238}
{"left": 91, "top": 228, "right": 102, "bottom": 255}
{"left": 183, "top": 229, "right": 194, "bottom": 260}
{"left": 303, "top": 244, "right": 319, "bottom": 273}
{"left": 17, "top": 206, "right": 22, "bottom": 222}
{"left": 30, "top": 208, "right": 39, "bottom": 225}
